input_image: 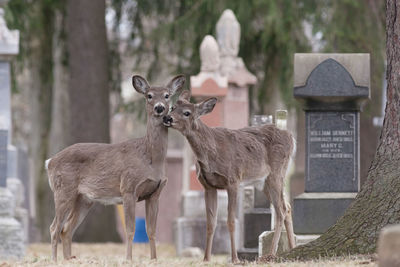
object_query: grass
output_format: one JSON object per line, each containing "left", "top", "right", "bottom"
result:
{"left": 1, "top": 243, "right": 377, "bottom": 266}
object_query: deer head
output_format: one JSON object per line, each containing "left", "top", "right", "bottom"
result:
{"left": 163, "top": 90, "right": 217, "bottom": 134}
{"left": 132, "top": 75, "right": 186, "bottom": 119}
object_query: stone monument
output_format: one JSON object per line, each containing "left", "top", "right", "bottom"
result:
{"left": 292, "top": 53, "right": 370, "bottom": 235}
{"left": 0, "top": 2, "right": 25, "bottom": 259}
{"left": 174, "top": 10, "right": 257, "bottom": 256}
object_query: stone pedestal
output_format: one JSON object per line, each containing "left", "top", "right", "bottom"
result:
{"left": 7, "top": 178, "right": 28, "bottom": 242}
{"left": 0, "top": 187, "right": 24, "bottom": 259}
{"left": 293, "top": 54, "right": 370, "bottom": 235}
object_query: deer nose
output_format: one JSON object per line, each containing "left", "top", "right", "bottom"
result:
{"left": 163, "top": 115, "right": 173, "bottom": 124}
{"left": 154, "top": 104, "right": 165, "bottom": 114}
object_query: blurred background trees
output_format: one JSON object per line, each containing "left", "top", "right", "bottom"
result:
{"left": 4, "top": 0, "right": 385, "bottom": 242}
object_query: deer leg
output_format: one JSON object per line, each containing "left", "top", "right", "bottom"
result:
{"left": 50, "top": 199, "right": 73, "bottom": 262}
{"left": 145, "top": 197, "right": 158, "bottom": 259}
{"left": 227, "top": 186, "right": 239, "bottom": 263}
{"left": 264, "top": 178, "right": 285, "bottom": 256}
{"left": 204, "top": 188, "right": 218, "bottom": 262}
{"left": 123, "top": 193, "right": 136, "bottom": 261}
{"left": 60, "top": 195, "right": 93, "bottom": 259}
{"left": 284, "top": 201, "right": 296, "bottom": 249}
{"left": 145, "top": 178, "right": 167, "bottom": 260}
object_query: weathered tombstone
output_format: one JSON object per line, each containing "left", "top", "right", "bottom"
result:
{"left": 292, "top": 54, "right": 370, "bottom": 235}
{"left": 378, "top": 224, "right": 400, "bottom": 267}
{"left": 0, "top": 2, "right": 25, "bottom": 259}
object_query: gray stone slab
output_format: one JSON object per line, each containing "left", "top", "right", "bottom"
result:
{"left": 7, "top": 145, "right": 17, "bottom": 178}
{"left": 293, "top": 192, "right": 356, "bottom": 234}
{"left": 0, "top": 130, "right": 7, "bottom": 187}
{"left": 244, "top": 210, "right": 272, "bottom": 248}
{"left": 174, "top": 217, "right": 239, "bottom": 255}
{"left": 16, "top": 149, "right": 30, "bottom": 213}
{"left": 0, "top": 62, "right": 11, "bottom": 132}
{"left": 305, "top": 111, "right": 359, "bottom": 192}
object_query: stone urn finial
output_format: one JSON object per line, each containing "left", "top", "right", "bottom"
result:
{"left": 200, "top": 35, "right": 220, "bottom": 72}
{"left": 216, "top": 9, "right": 240, "bottom": 57}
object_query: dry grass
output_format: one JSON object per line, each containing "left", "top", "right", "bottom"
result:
{"left": 1, "top": 243, "right": 376, "bottom": 267}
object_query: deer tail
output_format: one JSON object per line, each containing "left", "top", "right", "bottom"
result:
{"left": 45, "top": 158, "right": 54, "bottom": 191}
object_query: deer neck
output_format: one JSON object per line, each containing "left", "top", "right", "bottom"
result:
{"left": 145, "top": 116, "right": 168, "bottom": 168}
{"left": 184, "top": 120, "right": 215, "bottom": 163}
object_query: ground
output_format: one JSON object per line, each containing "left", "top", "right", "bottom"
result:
{"left": 1, "top": 243, "right": 376, "bottom": 266}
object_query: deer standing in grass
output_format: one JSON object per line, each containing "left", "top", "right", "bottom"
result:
{"left": 163, "top": 91, "right": 296, "bottom": 263}
{"left": 46, "top": 75, "right": 185, "bottom": 261}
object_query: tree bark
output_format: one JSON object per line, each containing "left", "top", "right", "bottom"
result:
{"left": 284, "top": 0, "right": 400, "bottom": 260}
{"left": 65, "top": 0, "right": 120, "bottom": 242}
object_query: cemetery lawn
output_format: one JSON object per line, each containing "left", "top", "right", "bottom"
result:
{"left": 2, "top": 243, "right": 376, "bottom": 266}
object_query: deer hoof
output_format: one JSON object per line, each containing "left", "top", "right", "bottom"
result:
{"left": 258, "top": 254, "right": 278, "bottom": 263}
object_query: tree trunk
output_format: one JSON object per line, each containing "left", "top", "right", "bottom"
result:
{"left": 28, "top": 3, "right": 55, "bottom": 241}
{"left": 284, "top": 0, "right": 400, "bottom": 260}
{"left": 65, "top": 0, "right": 120, "bottom": 242}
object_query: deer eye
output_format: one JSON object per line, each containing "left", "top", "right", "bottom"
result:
{"left": 147, "top": 94, "right": 153, "bottom": 100}
{"left": 183, "top": 111, "right": 191, "bottom": 117}
{"left": 165, "top": 94, "right": 169, "bottom": 99}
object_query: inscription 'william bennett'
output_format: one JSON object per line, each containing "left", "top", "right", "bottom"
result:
{"left": 310, "top": 129, "right": 354, "bottom": 159}
{"left": 306, "top": 112, "right": 358, "bottom": 191}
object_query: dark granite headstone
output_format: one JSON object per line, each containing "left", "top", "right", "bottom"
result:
{"left": 293, "top": 54, "right": 370, "bottom": 235}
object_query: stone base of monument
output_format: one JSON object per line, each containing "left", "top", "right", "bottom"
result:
{"left": 0, "top": 187, "right": 24, "bottom": 259}
{"left": 174, "top": 217, "right": 239, "bottom": 256}
{"left": 258, "top": 230, "right": 296, "bottom": 257}
{"left": 293, "top": 192, "right": 357, "bottom": 234}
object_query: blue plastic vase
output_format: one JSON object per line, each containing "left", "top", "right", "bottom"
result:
{"left": 133, "top": 217, "right": 149, "bottom": 243}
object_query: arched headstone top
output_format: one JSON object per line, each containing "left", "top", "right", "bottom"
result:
{"left": 216, "top": 9, "right": 240, "bottom": 57}
{"left": 294, "top": 58, "right": 369, "bottom": 100}
{"left": 200, "top": 35, "right": 220, "bottom": 72}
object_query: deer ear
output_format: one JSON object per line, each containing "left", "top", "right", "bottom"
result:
{"left": 167, "top": 75, "right": 186, "bottom": 96}
{"left": 132, "top": 75, "right": 150, "bottom": 94}
{"left": 179, "top": 90, "right": 191, "bottom": 101}
{"left": 196, "top": 97, "right": 217, "bottom": 116}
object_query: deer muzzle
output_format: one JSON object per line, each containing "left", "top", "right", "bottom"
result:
{"left": 154, "top": 103, "right": 165, "bottom": 115}
{"left": 163, "top": 115, "right": 173, "bottom": 126}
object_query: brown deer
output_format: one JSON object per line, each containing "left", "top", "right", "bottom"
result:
{"left": 45, "top": 75, "right": 185, "bottom": 261}
{"left": 163, "top": 90, "right": 296, "bottom": 263}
